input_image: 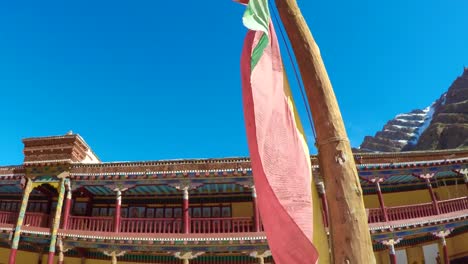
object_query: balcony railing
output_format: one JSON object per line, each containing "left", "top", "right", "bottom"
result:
{"left": 24, "top": 212, "right": 50, "bottom": 227}
{"left": 191, "top": 217, "right": 253, "bottom": 234}
{"left": 0, "top": 211, "right": 17, "bottom": 225}
{"left": 68, "top": 216, "right": 113, "bottom": 232}
{"left": 368, "top": 197, "right": 468, "bottom": 224}
{"left": 120, "top": 218, "right": 182, "bottom": 233}
{"left": 439, "top": 197, "right": 468, "bottom": 214}
{"left": 64, "top": 216, "right": 255, "bottom": 234}
{"left": 0, "top": 211, "right": 51, "bottom": 227}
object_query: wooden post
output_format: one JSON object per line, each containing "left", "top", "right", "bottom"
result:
{"left": 461, "top": 170, "right": 468, "bottom": 193}
{"left": 425, "top": 178, "right": 440, "bottom": 215}
{"left": 182, "top": 187, "right": 190, "bottom": 234}
{"left": 388, "top": 243, "right": 397, "bottom": 264}
{"left": 251, "top": 186, "right": 261, "bottom": 232}
{"left": 274, "top": 0, "right": 375, "bottom": 262}
{"left": 9, "top": 178, "right": 33, "bottom": 264}
{"left": 48, "top": 179, "right": 66, "bottom": 264}
{"left": 381, "top": 239, "right": 401, "bottom": 264}
{"left": 433, "top": 229, "right": 452, "bottom": 264}
{"left": 61, "top": 181, "right": 72, "bottom": 229}
{"left": 317, "top": 181, "right": 330, "bottom": 228}
{"left": 114, "top": 189, "right": 122, "bottom": 233}
{"left": 375, "top": 181, "right": 389, "bottom": 222}
{"left": 441, "top": 236, "right": 449, "bottom": 264}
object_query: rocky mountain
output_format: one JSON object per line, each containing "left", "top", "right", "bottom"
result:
{"left": 359, "top": 68, "right": 468, "bottom": 152}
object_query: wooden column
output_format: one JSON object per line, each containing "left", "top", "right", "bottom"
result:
{"left": 441, "top": 236, "right": 449, "bottom": 264}
{"left": 9, "top": 178, "right": 33, "bottom": 264}
{"left": 61, "top": 180, "right": 72, "bottom": 229}
{"left": 433, "top": 229, "right": 452, "bottom": 264}
{"left": 413, "top": 173, "right": 439, "bottom": 215}
{"left": 388, "top": 244, "right": 397, "bottom": 264}
{"left": 182, "top": 187, "right": 190, "bottom": 234}
{"left": 381, "top": 238, "right": 401, "bottom": 264}
{"left": 316, "top": 181, "right": 329, "bottom": 228}
{"left": 375, "top": 180, "right": 389, "bottom": 222}
{"left": 48, "top": 178, "right": 66, "bottom": 264}
{"left": 274, "top": 1, "right": 375, "bottom": 262}
{"left": 461, "top": 169, "right": 468, "bottom": 192}
{"left": 114, "top": 189, "right": 122, "bottom": 233}
{"left": 251, "top": 186, "right": 261, "bottom": 232}
{"left": 57, "top": 238, "right": 70, "bottom": 264}
{"left": 425, "top": 178, "right": 440, "bottom": 215}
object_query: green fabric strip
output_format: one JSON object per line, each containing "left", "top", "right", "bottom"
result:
{"left": 242, "top": 0, "right": 271, "bottom": 71}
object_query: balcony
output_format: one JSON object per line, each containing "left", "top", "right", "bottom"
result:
{"left": 367, "top": 196, "right": 468, "bottom": 225}
{"left": 1, "top": 197, "right": 465, "bottom": 236}
{"left": 0, "top": 211, "right": 51, "bottom": 227}
{"left": 66, "top": 216, "right": 255, "bottom": 234}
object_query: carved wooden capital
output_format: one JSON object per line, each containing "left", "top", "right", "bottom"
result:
{"left": 174, "top": 251, "right": 204, "bottom": 260}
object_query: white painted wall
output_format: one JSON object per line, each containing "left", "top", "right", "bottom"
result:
{"left": 423, "top": 243, "right": 439, "bottom": 264}
{"left": 396, "top": 249, "right": 408, "bottom": 264}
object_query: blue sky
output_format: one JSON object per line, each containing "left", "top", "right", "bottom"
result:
{"left": 0, "top": 0, "right": 467, "bottom": 165}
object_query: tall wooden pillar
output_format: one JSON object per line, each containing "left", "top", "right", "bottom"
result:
{"left": 374, "top": 179, "right": 389, "bottom": 222}
{"left": 57, "top": 238, "right": 70, "bottom": 264}
{"left": 274, "top": 1, "right": 375, "bottom": 262}
{"left": 389, "top": 244, "right": 397, "bottom": 264}
{"left": 461, "top": 169, "right": 468, "bottom": 192}
{"left": 114, "top": 189, "right": 122, "bottom": 233}
{"left": 61, "top": 180, "right": 72, "bottom": 229}
{"left": 182, "top": 187, "right": 190, "bottom": 234}
{"left": 316, "top": 181, "right": 329, "bottom": 228}
{"left": 425, "top": 178, "right": 440, "bottom": 215}
{"left": 9, "top": 178, "right": 33, "bottom": 264}
{"left": 413, "top": 173, "right": 439, "bottom": 215}
{"left": 251, "top": 186, "right": 260, "bottom": 232}
{"left": 433, "top": 229, "right": 452, "bottom": 264}
{"left": 381, "top": 238, "right": 401, "bottom": 264}
{"left": 47, "top": 178, "right": 66, "bottom": 264}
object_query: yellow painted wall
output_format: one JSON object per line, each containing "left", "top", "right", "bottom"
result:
{"left": 406, "top": 246, "right": 424, "bottom": 264}
{"left": 447, "top": 232, "right": 468, "bottom": 259}
{"left": 232, "top": 202, "right": 253, "bottom": 217}
{"left": 364, "top": 189, "right": 431, "bottom": 208}
{"left": 364, "top": 185, "right": 466, "bottom": 209}
{"left": 311, "top": 184, "right": 330, "bottom": 264}
{"left": 0, "top": 247, "right": 41, "bottom": 264}
{"left": 374, "top": 250, "right": 390, "bottom": 264}
{"left": 434, "top": 184, "right": 467, "bottom": 200}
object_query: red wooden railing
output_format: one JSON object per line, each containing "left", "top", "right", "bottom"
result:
{"left": 191, "top": 217, "right": 253, "bottom": 234}
{"left": 439, "top": 197, "right": 468, "bottom": 214}
{"left": 387, "top": 202, "right": 435, "bottom": 221}
{"left": 120, "top": 218, "right": 182, "bottom": 233}
{"left": 24, "top": 212, "right": 50, "bottom": 227}
{"left": 0, "top": 211, "right": 17, "bottom": 225}
{"left": 68, "top": 216, "right": 113, "bottom": 232}
{"left": 366, "top": 208, "right": 384, "bottom": 223}
{"left": 368, "top": 197, "right": 468, "bottom": 223}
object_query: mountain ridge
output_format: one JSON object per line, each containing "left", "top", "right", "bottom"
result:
{"left": 358, "top": 68, "right": 468, "bottom": 152}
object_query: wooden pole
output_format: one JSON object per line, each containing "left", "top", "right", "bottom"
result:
{"left": 182, "top": 187, "right": 190, "bottom": 234}
{"left": 273, "top": 0, "right": 375, "bottom": 262}
{"left": 114, "top": 190, "right": 122, "bottom": 233}
{"left": 425, "top": 178, "right": 440, "bottom": 215}
{"left": 61, "top": 189, "right": 72, "bottom": 229}
{"left": 251, "top": 186, "right": 261, "bottom": 232}
{"left": 375, "top": 181, "right": 389, "bottom": 222}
